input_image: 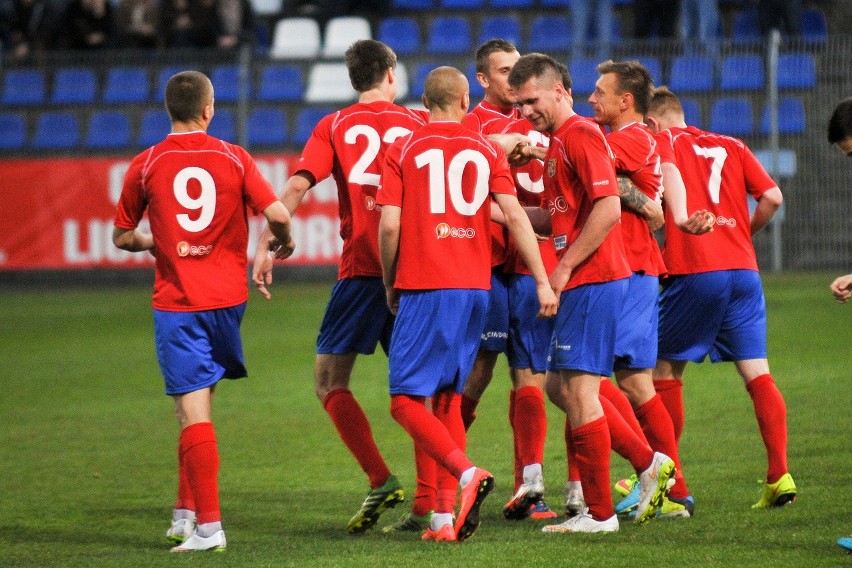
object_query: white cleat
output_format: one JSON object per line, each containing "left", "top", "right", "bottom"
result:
{"left": 635, "top": 452, "right": 677, "bottom": 525}
{"left": 564, "top": 480, "right": 585, "bottom": 517}
{"left": 542, "top": 508, "right": 618, "bottom": 534}
{"left": 170, "top": 530, "right": 226, "bottom": 552}
{"left": 166, "top": 518, "right": 194, "bottom": 543}
{"left": 503, "top": 475, "right": 545, "bottom": 520}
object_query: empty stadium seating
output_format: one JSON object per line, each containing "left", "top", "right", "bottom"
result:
{"left": 0, "top": 112, "right": 27, "bottom": 150}
{"left": 2, "top": 69, "right": 46, "bottom": 105}
{"left": 710, "top": 97, "right": 754, "bottom": 136}
{"left": 85, "top": 110, "right": 132, "bottom": 149}
{"left": 51, "top": 68, "right": 98, "bottom": 104}
{"left": 269, "top": 17, "right": 322, "bottom": 59}
{"left": 32, "top": 111, "right": 80, "bottom": 149}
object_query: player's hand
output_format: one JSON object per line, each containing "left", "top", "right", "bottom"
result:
{"left": 549, "top": 265, "right": 571, "bottom": 299}
{"left": 830, "top": 274, "right": 852, "bottom": 304}
{"left": 273, "top": 236, "right": 296, "bottom": 260}
{"left": 535, "top": 282, "right": 559, "bottom": 318}
{"left": 641, "top": 199, "right": 665, "bottom": 232}
{"left": 385, "top": 285, "right": 400, "bottom": 315}
{"left": 252, "top": 248, "right": 274, "bottom": 300}
{"left": 677, "top": 210, "right": 715, "bottom": 235}
{"left": 507, "top": 142, "right": 535, "bottom": 167}
{"left": 488, "top": 132, "right": 530, "bottom": 156}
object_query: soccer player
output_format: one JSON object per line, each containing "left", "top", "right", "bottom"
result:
{"left": 646, "top": 86, "right": 797, "bottom": 510}
{"left": 377, "top": 66, "right": 558, "bottom": 542}
{"left": 252, "top": 39, "right": 429, "bottom": 534}
{"left": 827, "top": 97, "right": 852, "bottom": 305}
{"left": 112, "top": 70, "right": 295, "bottom": 552}
{"left": 461, "top": 38, "right": 559, "bottom": 522}
{"left": 588, "top": 60, "right": 713, "bottom": 520}
{"left": 508, "top": 53, "right": 676, "bottom": 534}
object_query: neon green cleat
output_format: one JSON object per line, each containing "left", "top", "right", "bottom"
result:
{"left": 614, "top": 474, "right": 638, "bottom": 498}
{"left": 752, "top": 473, "right": 797, "bottom": 510}
{"left": 347, "top": 475, "right": 405, "bottom": 534}
{"left": 382, "top": 511, "right": 433, "bottom": 533}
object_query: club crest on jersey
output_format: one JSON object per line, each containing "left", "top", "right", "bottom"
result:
{"left": 365, "top": 195, "right": 376, "bottom": 210}
{"left": 547, "top": 159, "right": 557, "bottom": 178}
{"left": 436, "top": 222, "right": 475, "bottom": 239}
{"left": 177, "top": 241, "right": 213, "bottom": 257}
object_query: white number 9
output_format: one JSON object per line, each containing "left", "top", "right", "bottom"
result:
{"left": 173, "top": 167, "right": 216, "bottom": 232}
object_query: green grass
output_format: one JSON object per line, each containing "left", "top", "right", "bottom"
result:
{"left": 0, "top": 273, "right": 850, "bottom": 567}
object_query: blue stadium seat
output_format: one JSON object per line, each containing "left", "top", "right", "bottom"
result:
{"left": 86, "top": 110, "right": 132, "bottom": 149}
{"left": 103, "top": 66, "right": 150, "bottom": 103}
{"left": 710, "top": 97, "right": 754, "bottom": 136}
{"left": 776, "top": 53, "right": 816, "bottom": 90}
{"left": 210, "top": 65, "right": 250, "bottom": 103}
{"left": 138, "top": 108, "right": 171, "bottom": 147}
{"left": 801, "top": 7, "right": 827, "bottom": 44}
{"left": 568, "top": 57, "right": 599, "bottom": 97}
{"left": 539, "top": 0, "right": 570, "bottom": 7}
{"left": 378, "top": 17, "right": 421, "bottom": 57}
{"left": 0, "top": 112, "right": 27, "bottom": 150}
{"left": 732, "top": 8, "right": 760, "bottom": 44}
{"left": 154, "top": 65, "right": 184, "bottom": 103}
{"left": 426, "top": 16, "right": 472, "bottom": 55}
{"left": 466, "top": 63, "right": 484, "bottom": 100}
{"left": 573, "top": 101, "right": 594, "bottom": 118}
{"left": 761, "top": 96, "right": 805, "bottom": 135}
{"left": 51, "top": 67, "right": 97, "bottom": 104}
{"left": 2, "top": 68, "right": 46, "bottom": 105}
{"left": 669, "top": 55, "right": 714, "bottom": 93}
{"left": 680, "top": 97, "right": 702, "bottom": 128}
{"left": 293, "top": 107, "right": 334, "bottom": 145}
{"left": 720, "top": 54, "right": 764, "bottom": 91}
{"left": 527, "top": 15, "right": 571, "bottom": 52}
{"left": 257, "top": 65, "right": 304, "bottom": 102}
{"left": 627, "top": 55, "right": 662, "bottom": 85}
{"left": 489, "top": 0, "right": 532, "bottom": 8}
{"left": 440, "top": 0, "right": 484, "bottom": 8}
{"left": 410, "top": 62, "right": 452, "bottom": 101}
{"left": 392, "top": 0, "right": 433, "bottom": 9}
{"left": 207, "top": 108, "right": 236, "bottom": 142}
{"left": 32, "top": 111, "right": 80, "bottom": 149}
{"left": 248, "top": 108, "right": 288, "bottom": 146}
{"left": 479, "top": 15, "right": 521, "bottom": 47}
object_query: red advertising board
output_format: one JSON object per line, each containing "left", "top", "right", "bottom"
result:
{"left": 0, "top": 154, "right": 342, "bottom": 270}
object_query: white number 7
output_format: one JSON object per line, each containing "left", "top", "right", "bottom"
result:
{"left": 692, "top": 145, "right": 727, "bottom": 204}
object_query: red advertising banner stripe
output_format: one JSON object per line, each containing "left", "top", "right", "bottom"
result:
{"left": 0, "top": 155, "right": 342, "bottom": 270}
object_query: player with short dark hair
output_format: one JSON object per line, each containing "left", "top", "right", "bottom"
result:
{"left": 378, "top": 66, "right": 557, "bottom": 542}
{"left": 113, "top": 70, "right": 295, "bottom": 552}
{"left": 827, "top": 97, "right": 852, "bottom": 305}
{"left": 252, "top": 39, "right": 429, "bottom": 534}
{"left": 646, "top": 86, "right": 796, "bottom": 511}
{"left": 509, "top": 53, "right": 676, "bottom": 534}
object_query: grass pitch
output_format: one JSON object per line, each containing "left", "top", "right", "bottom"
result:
{"left": 0, "top": 273, "right": 850, "bottom": 567}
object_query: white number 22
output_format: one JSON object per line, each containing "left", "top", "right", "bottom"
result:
{"left": 173, "top": 166, "right": 216, "bottom": 232}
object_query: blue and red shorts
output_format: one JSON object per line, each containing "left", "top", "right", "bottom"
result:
{"left": 614, "top": 272, "right": 660, "bottom": 371}
{"left": 317, "top": 277, "right": 394, "bottom": 356}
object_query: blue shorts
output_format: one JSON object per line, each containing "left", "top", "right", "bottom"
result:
{"left": 548, "top": 279, "right": 627, "bottom": 376}
{"left": 153, "top": 303, "right": 248, "bottom": 396}
{"left": 317, "top": 277, "right": 394, "bottom": 356}
{"left": 389, "top": 289, "right": 489, "bottom": 397}
{"left": 507, "top": 273, "right": 554, "bottom": 373}
{"left": 479, "top": 269, "right": 509, "bottom": 352}
{"left": 658, "top": 270, "right": 767, "bottom": 363}
{"left": 614, "top": 272, "right": 660, "bottom": 371}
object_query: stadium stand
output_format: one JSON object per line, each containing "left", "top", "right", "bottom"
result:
{"left": 293, "top": 106, "right": 334, "bottom": 145}
{"left": 680, "top": 97, "right": 702, "bottom": 129}
{"left": 378, "top": 17, "right": 421, "bottom": 56}
{"left": 32, "top": 111, "right": 80, "bottom": 149}
{"left": 440, "top": 0, "right": 485, "bottom": 9}
{"left": 479, "top": 15, "right": 522, "bottom": 47}
{"left": 269, "top": 17, "right": 322, "bottom": 59}
{"left": 0, "top": 112, "right": 27, "bottom": 150}
{"left": 248, "top": 107, "right": 288, "bottom": 146}
{"left": 2, "top": 69, "right": 46, "bottom": 106}
{"left": 710, "top": 97, "right": 755, "bottom": 136}
{"left": 207, "top": 108, "right": 236, "bottom": 142}
{"left": 51, "top": 68, "right": 98, "bottom": 104}
{"left": 668, "top": 55, "right": 714, "bottom": 93}
{"left": 211, "top": 65, "right": 250, "bottom": 102}
{"left": 103, "top": 66, "right": 150, "bottom": 104}
{"left": 305, "top": 62, "right": 358, "bottom": 103}
{"left": 801, "top": 7, "right": 828, "bottom": 44}
{"left": 138, "top": 109, "right": 171, "bottom": 147}
{"left": 568, "top": 57, "right": 599, "bottom": 97}
{"left": 322, "top": 16, "right": 372, "bottom": 58}
{"left": 720, "top": 54, "right": 765, "bottom": 91}
{"left": 527, "top": 15, "right": 572, "bottom": 52}
{"left": 761, "top": 96, "right": 806, "bottom": 135}
{"left": 85, "top": 110, "right": 133, "bottom": 149}
{"left": 257, "top": 64, "right": 304, "bottom": 102}
{"left": 154, "top": 65, "right": 185, "bottom": 103}
{"left": 776, "top": 53, "right": 817, "bottom": 90}
{"left": 426, "top": 16, "right": 473, "bottom": 55}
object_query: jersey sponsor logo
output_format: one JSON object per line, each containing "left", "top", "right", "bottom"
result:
{"left": 547, "top": 159, "right": 557, "bottom": 177}
{"left": 177, "top": 241, "right": 213, "bottom": 257}
{"left": 715, "top": 215, "right": 736, "bottom": 227}
{"left": 435, "top": 222, "right": 475, "bottom": 239}
{"left": 553, "top": 234, "right": 567, "bottom": 250}
{"left": 548, "top": 196, "right": 569, "bottom": 214}
{"left": 592, "top": 179, "right": 610, "bottom": 186}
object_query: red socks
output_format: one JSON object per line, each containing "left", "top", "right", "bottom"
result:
{"left": 179, "top": 422, "right": 220, "bottom": 525}
{"left": 599, "top": 379, "right": 648, "bottom": 444}
{"left": 323, "top": 389, "right": 391, "bottom": 489}
{"left": 513, "top": 386, "right": 547, "bottom": 469}
{"left": 509, "top": 389, "right": 522, "bottom": 491}
{"left": 571, "top": 417, "right": 614, "bottom": 521}
{"left": 635, "top": 394, "right": 689, "bottom": 499}
{"left": 412, "top": 443, "right": 438, "bottom": 517}
{"left": 654, "top": 378, "right": 685, "bottom": 442}
{"left": 600, "top": 395, "right": 654, "bottom": 474}
{"left": 746, "top": 374, "right": 789, "bottom": 483}
{"left": 175, "top": 440, "right": 196, "bottom": 512}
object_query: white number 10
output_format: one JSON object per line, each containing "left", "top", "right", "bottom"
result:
{"left": 174, "top": 166, "right": 216, "bottom": 232}
{"left": 415, "top": 148, "right": 490, "bottom": 216}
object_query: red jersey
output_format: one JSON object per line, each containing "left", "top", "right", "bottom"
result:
{"left": 377, "top": 121, "right": 517, "bottom": 290}
{"left": 463, "top": 100, "right": 558, "bottom": 275}
{"left": 297, "top": 101, "right": 428, "bottom": 279}
{"left": 606, "top": 121, "right": 666, "bottom": 276}
{"left": 544, "top": 114, "right": 631, "bottom": 290}
{"left": 655, "top": 126, "right": 777, "bottom": 274}
{"left": 115, "top": 131, "right": 278, "bottom": 311}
